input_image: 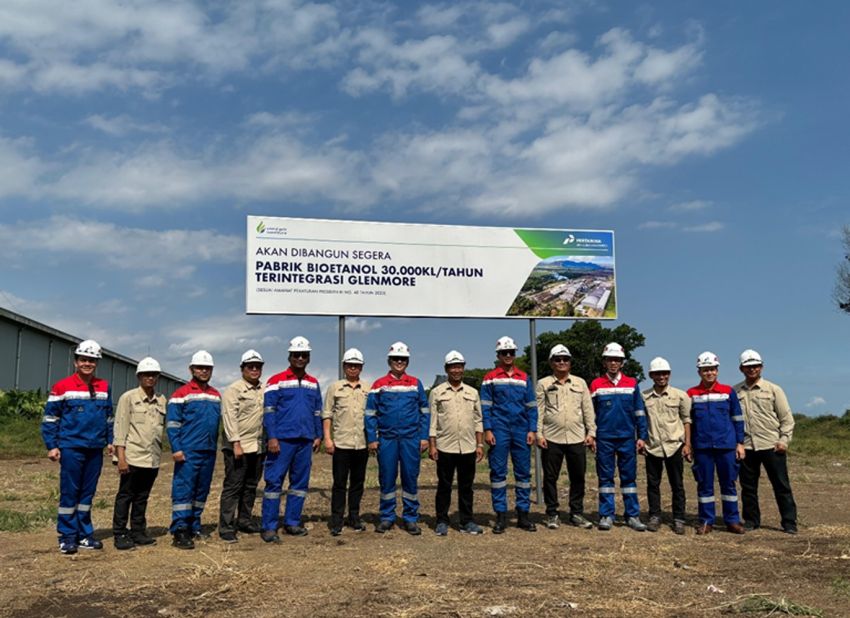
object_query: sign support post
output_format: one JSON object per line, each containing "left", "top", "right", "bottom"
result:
{"left": 530, "top": 318, "right": 543, "bottom": 505}
{"left": 338, "top": 316, "right": 346, "bottom": 379}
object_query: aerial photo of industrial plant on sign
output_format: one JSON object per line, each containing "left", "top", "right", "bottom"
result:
{"left": 507, "top": 255, "right": 616, "bottom": 318}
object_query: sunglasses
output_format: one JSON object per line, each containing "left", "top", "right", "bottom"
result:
{"left": 291, "top": 352, "right": 310, "bottom": 359}
{"left": 243, "top": 363, "right": 264, "bottom": 370}
{"left": 498, "top": 350, "right": 516, "bottom": 357}
{"left": 551, "top": 357, "right": 571, "bottom": 363}
{"left": 389, "top": 356, "right": 409, "bottom": 362}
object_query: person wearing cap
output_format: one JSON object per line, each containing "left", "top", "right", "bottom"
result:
{"left": 734, "top": 350, "right": 797, "bottom": 534}
{"left": 167, "top": 350, "right": 222, "bottom": 549}
{"left": 481, "top": 336, "right": 538, "bottom": 533}
{"left": 536, "top": 344, "right": 595, "bottom": 530}
{"left": 641, "top": 357, "right": 691, "bottom": 535}
{"left": 688, "top": 352, "right": 746, "bottom": 535}
{"left": 41, "top": 339, "right": 114, "bottom": 555}
{"left": 261, "top": 336, "right": 323, "bottom": 542}
{"left": 322, "top": 348, "right": 370, "bottom": 536}
{"left": 111, "top": 357, "right": 167, "bottom": 550}
{"left": 429, "top": 350, "right": 484, "bottom": 536}
{"left": 589, "top": 342, "right": 648, "bottom": 532}
{"left": 365, "top": 341, "right": 430, "bottom": 535}
{"left": 218, "top": 350, "right": 266, "bottom": 543}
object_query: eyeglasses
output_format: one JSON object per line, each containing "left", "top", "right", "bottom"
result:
{"left": 138, "top": 372, "right": 160, "bottom": 378}
{"left": 388, "top": 357, "right": 409, "bottom": 363}
{"left": 551, "top": 357, "right": 571, "bottom": 363}
{"left": 498, "top": 350, "right": 516, "bottom": 357}
{"left": 291, "top": 352, "right": 310, "bottom": 359}
{"left": 243, "top": 363, "right": 263, "bottom": 370}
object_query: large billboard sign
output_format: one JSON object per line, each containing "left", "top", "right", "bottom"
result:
{"left": 246, "top": 216, "right": 616, "bottom": 319}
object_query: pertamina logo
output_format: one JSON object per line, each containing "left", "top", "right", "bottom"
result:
{"left": 563, "top": 234, "right": 575, "bottom": 245}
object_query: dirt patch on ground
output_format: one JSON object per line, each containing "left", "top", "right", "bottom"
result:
{"left": 1, "top": 454, "right": 849, "bottom": 617}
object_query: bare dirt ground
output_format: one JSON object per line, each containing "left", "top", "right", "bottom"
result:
{"left": 1, "top": 452, "right": 849, "bottom": 618}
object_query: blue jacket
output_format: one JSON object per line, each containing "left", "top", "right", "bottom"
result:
{"left": 688, "top": 383, "right": 745, "bottom": 450}
{"left": 263, "top": 369, "right": 323, "bottom": 441}
{"left": 166, "top": 381, "right": 222, "bottom": 452}
{"left": 41, "top": 373, "right": 113, "bottom": 450}
{"left": 365, "top": 372, "right": 429, "bottom": 441}
{"left": 480, "top": 367, "right": 537, "bottom": 433}
{"left": 589, "top": 374, "right": 648, "bottom": 441}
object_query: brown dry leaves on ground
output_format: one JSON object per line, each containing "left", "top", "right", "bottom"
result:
{"left": 1, "top": 455, "right": 849, "bottom": 617}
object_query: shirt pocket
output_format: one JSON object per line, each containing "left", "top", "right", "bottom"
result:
{"left": 544, "top": 388, "right": 559, "bottom": 414}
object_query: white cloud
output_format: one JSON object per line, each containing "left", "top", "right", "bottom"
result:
{"left": 0, "top": 136, "right": 44, "bottom": 200}
{"left": 638, "top": 220, "right": 677, "bottom": 230}
{"left": 670, "top": 199, "right": 712, "bottom": 212}
{"left": 805, "top": 396, "right": 826, "bottom": 408}
{"left": 682, "top": 221, "right": 724, "bottom": 233}
{"left": 84, "top": 114, "right": 168, "bottom": 136}
{"left": 345, "top": 317, "right": 382, "bottom": 333}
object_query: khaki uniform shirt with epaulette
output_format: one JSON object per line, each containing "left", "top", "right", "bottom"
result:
{"left": 113, "top": 387, "right": 166, "bottom": 468}
{"left": 734, "top": 378, "right": 794, "bottom": 450}
{"left": 322, "top": 379, "right": 369, "bottom": 450}
{"left": 429, "top": 382, "right": 483, "bottom": 454}
{"left": 221, "top": 378, "right": 264, "bottom": 453}
{"left": 641, "top": 386, "right": 691, "bottom": 458}
{"left": 536, "top": 374, "right": 595, "bottom": 444}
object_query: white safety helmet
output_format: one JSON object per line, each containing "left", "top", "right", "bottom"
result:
{"left": 343, "top": 348, "right": 365, "bottom": 365}
{"left": 240, "top": 349, "right": 264, "bottom": 365}
{"left": 649, "top": 357, "right": 671, "bottom": 373}
{"left": 190, "top": 350, "right": 215, "bottom": 367}
{"left": 387, "top": 341, "right": 410, "bottom": 358}
{"left": 602, "top": 342, "right": 625, "bottom": 359}
{"left": 444, "top": 350, "right": 465, "bottom": 365}
{"left": 75, "top": 339, "right": 102, "bottom": 359}
{"left": 495, "top": 336, "right": 517, "bottom": 352}
{"left": 136, "top": 357, "right": 161, "bottom": 374}
{"left": 288, "top": 336, "right": 312, "bottom": 353}
{"left": 696, "top": 351, "right": 719, "bottom": 368}
{"left": 549, "top": 344, "right": 571, "bottom": 359}
{"left": 739, "top": 349, "right": 763, "bottom": 367}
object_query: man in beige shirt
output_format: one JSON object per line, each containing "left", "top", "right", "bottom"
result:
{"left": 641, "top": 357, "right": 691, "bottom": 535}
{"left": 323, "top": 348, "right": 370, "bottom": 536}
{"left": 112, "top": 357, "right": 167, "bottom": 550}
{"left": 218, "top": 349, "right": 265, "bottom": 543}
{"left": 429, "top": 350, "right": 484, "bottom": 536}
{"left": 536, "top": 344, "right": 596, "bottom": 530}
{"left": 734, "top": 349, "right": 797, "bottom": 534}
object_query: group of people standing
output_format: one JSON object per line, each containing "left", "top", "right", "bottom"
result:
{"left": 40, "top": 335, "right": 797, "bottom": 555}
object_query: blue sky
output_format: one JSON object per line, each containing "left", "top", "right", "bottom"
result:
{"left": 1, "top": 1, "right": 848, "bottom": 415}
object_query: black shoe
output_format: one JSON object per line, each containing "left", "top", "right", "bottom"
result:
{"left": 237, "top": 521, "right": 262, "bottom": 534}
{"left": 173, "top": 530, "right": 195, "bottom": 550}
{"left": 284, "top": 525, "right": 308, "bottom": 537}
{"left": 114, "top": 533, "right": 135, "bottom": 551}
{"left": 130, "top": 531, "right": 156, "bottom": 546}
{"left": 782, "top": 525, "right": 798, "bottom": 535}
{"left": 219, "top": 531, "right": 238, "bottom": 543}
{"left": 193, "top": 530, "right": 211, "bottom": 541}
{"left": 493, "top": 512, "right": 508, "bottom": 534}
{"left": 743, "top": 521, "right": 760, "bottom": 532}
{"left": 261, "top": 530, "right": 281, "bottom": 543}
{"left": 403, "top": 521, "right": 422, "bottom": 536}
{"left": 517, "top": 510, "right": 536, "bottom": 532}
{"left": 375, "top": 520, "right": 394, "bottom": 533}
{"left": 330, "top": 526, "right": 343, "bottom": 537}
{"left": 346, "top": 517, "right": 367, "bottom": 532}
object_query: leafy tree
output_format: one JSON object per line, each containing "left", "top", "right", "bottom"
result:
{"left": 835, "top": 224, "right": 850, "bottom": 313}
{"left": 519, "top": 320, "right": 646, "bottom": 383}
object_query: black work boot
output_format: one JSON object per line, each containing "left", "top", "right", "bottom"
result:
{"left": 517, "top": 510, "right": 537, "bottom": 532}
{"left": 492, "top": 512, "right": 508, "bottom": 534}
{"left": 172, "top": 529, "right": 195, "bottom": 550}
{"left": 114, "top": 532, "right": 135, "bottom": 551}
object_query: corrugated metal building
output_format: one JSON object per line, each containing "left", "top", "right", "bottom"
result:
{"left": 0, "top": 307, "right": 185, "bottom": 397}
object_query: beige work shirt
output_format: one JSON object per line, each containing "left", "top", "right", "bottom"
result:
{"left": 221, "top": 378, "right": 264, "bottom": 453}
{"left": 429, "top": 382, "right": 483, "bottom": 454}
{"left": 113, "top": 387, "right": 166, "bottom": 468}
{"left": 322, "top": 379, "right": 369, "bottom": 450}
{"left": 734, "top": 378, "right": 794, "bottom": 450}
{"left": 536, "top": 374, "right": 595, "bottom": 444}
{"left": 641, "top": 386, "right": 691, "bottom": 458}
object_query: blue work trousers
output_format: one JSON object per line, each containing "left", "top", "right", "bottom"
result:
{"left": 170, "top": 449, "right": 216, "bottom": 533}
{"left": 595, "top": 437, "right": 640, "bottom": 518}
{"left": 262, "top": 438, "right": 313, "bottom": 530}
{"left": 377, "top": 437, "right": 421, "bottom": 523}
{"left": 693, "top": 448, "right": 740, "bottom": 525}
{"left": 488, "top": 425, "right": 532, "bottom": 513}
{"left": 57, "top": 447, "right": 103, "bottom": 542}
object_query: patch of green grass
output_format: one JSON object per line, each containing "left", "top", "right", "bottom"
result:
{"left": 0, "top": 505, "right": 57, "bottom": 532}
{"left": 0, "top": 492, "right": 20, "bottom": 501}
{"left": 0, "top": 415, "right": 45, "bottom": 459}
{"left": 93, "top": 497, "right": 110, "bottom": 510}
{"left": 831, "top": 577, "right": 850, "bottom": 597}
{"left": 792, "top": 412, "right": 850, "bottom": 458}
{"left": 736, "top": 595, "right": 822, "bottom": 616}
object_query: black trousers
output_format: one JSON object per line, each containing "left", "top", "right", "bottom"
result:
{"left": 739, "top": 448, "right": 797, "bottom": 528}
{"left": 435, "top": 450, "right": 477, "bottom": 525}
{"left": 331, "top": 448, "right": 369, "bottom": 525}
{"left": 112, "top": 465, "right": 159, "bottom": 534}
{"left": 218, "top": 449, "right": 264, "bottom": 533}
{"left": 542, "top": 441, "right": 587, "bottom": 516}
{"left": 645, "top": 446, "right": 686, "bottom": 521}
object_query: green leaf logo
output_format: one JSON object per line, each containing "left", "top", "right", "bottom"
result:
{"left": 256, "top": 221, "right": 266, "bottom": 233}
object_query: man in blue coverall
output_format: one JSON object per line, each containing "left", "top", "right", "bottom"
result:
{"left": 481, "top": 336, "right": 538, "bottom": 533}
{"left": 366, "top": 341, "right": 430, "bottom": 535}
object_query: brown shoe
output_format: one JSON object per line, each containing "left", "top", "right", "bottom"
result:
{"left": 726, "top": 523, "right": 745, "bottom": 534}
{"left": 696, "top": 523, "right": 713, "bottom": 535}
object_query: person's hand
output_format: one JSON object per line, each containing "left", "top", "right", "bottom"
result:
{"left": 485, "top": 430, "right": 496, "bottom": 446}
{"left": 683, "top": 444, "right": 693, "bottom": 462}
{"left": 774, "top": 442, "right": 787, "bottom": 454}
{"left": 107, "top": 444, "right": 115, "bottom": 457}
{"left": 266, "top": 438, "right": 280, "bottom": 455}
{"left": 475, "top": 446, "right": 484, "bottom": 463}
{"left": 172, "top": 450, "right": 186, "bottom": 463}
{"left": 233, "top": 442, "right": 244, "bottom": 459}
{"left": 117, "top": 457, "right": 130, "bottom": 475}
{"left": 636, "top": 439, "right": 646, "bottom": 456}
{"left": 312, "top": 438, "right": 322, "bottom": 453}
{"left": 429, "top": 445, "right": 438, "bottom": 461}
{"left": 584, "top": 435, "right": 596, "bottom": 453}
{"left": 526, "top": 432, "right": 536, "bottom": 446}
{"left": 368, "top": 441, "right": 379, "bottom": 455}
{"left": 420, "top": 439, "right": 429, "bottom": 453}
{"left": 736, "top": 444, "right": 746, "bottom": 461}
{"left": 324, "top": 437, "right": 335, "bottom": 455}
{"left": 47, "top": 448, "right": 60, "bottom": 462}
{"left": 537, "top": 436, "right": 548, "bottom": 449}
